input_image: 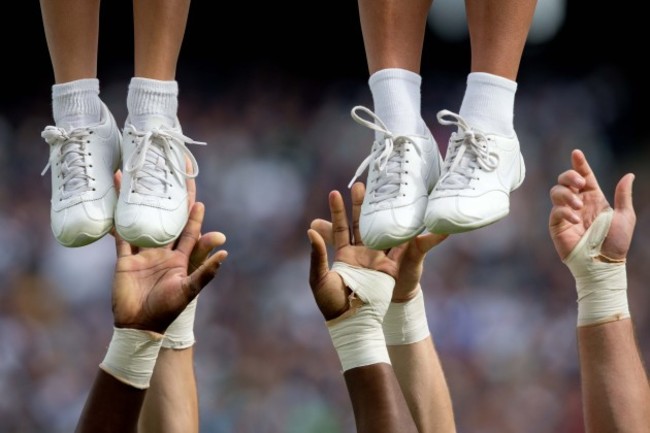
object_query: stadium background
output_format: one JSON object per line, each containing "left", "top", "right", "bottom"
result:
{"left": 1, "top": 1, "right": 647, "bottom": 432}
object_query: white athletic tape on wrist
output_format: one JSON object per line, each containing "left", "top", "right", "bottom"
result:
{"left": 162, "top": 297, "right": 198, "bottom": 349}
{"left": 383, "top": 286, "right": 430, "bottom": 345}
{"left": 327, "top": 262, "right": 395, "bottom": 372}
{"left": 99, "top": 327, "right": 164, "bottom": 389}
{"left": 563, "top": 208, "right": 629, "bottom": 327}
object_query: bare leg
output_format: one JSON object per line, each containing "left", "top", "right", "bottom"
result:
{"left": 39, "top": 0, "right": 100, "bottom": 83}
{"left": 358, "top": 0, "right": 433, "bottom": 75}
{"left": 133, "top": 0, "right": 191, "bottom": 80}
{"left": 465, "top": 0, "right": 537, "bottom": 80}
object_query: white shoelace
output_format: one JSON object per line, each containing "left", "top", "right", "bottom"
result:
{"left": 123, "top": 125, "right": 205, "bottom": 198}
{"left": 41, "top": 126, "right": 95, "bottom": 198}
{"left": 435, "top": 110, "right": 499, "bottom": 190}
{"left": 348, "top": 106, "right": 426, "bottom": 204}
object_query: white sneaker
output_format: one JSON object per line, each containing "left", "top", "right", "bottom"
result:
{"left": 41, "top": 102, "right": 121, "bottom": 247}
{"left": 115, "top": 118, "right": 205, "bottom": 247}
{"left": 424, "top": 110, "right": 525, "bottom": 234}
{"left": 348, "top": 106, "right": 442, "bottom": 250}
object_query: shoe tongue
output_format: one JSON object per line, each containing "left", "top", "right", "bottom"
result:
{"left": 132, "top": 115, "right": 175, "bottom": 132}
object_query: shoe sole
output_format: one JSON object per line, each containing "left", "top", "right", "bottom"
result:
{"left": 363, "top": 225, "right": 426, "bottom": 250}
{"left": 56, "top": 227, "right": 112, "bottom": 248}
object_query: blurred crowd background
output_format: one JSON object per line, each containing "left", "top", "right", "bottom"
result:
{"left": 1, "top": 1, "right": 647, "bottom": 432}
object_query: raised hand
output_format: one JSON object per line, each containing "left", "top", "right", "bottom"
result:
{"left": 549, "top": 149, "right": 635, "bottom": 261}
{"left": 112, "top": 202, "right": 227, "bottom": 333}
{"left": 310, "top": 182, "right": 447, "bottom": 303}
{"left": 308, "top": 185, "right": 407, "bottom": 320}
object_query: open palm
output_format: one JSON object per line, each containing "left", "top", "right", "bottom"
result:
{"left": 308, "top": 185, "right": 407, "bottom": 321}
{"left": 112, "top": 203, "right": 227, "bottom": 333}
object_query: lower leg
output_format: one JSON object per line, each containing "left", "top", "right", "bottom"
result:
{"left": 40, "top": 0, "right": 102, "bottom": 128}
{"left": 128, "top": 0, "right": 191, "bottom": 129}
{"left": 458, "top": 0, "right": 537, "bottom": 135}
{"left": 40, "top": 0, "right": 100, "bottom": 83}
{"left": 358, "top": 0, "right": 432, "bottom": 75}
{"left": 465, "top": 0, "right": 537, "bottom": 80}
{"left": 133, "top": 0, "right": 191, "bottom": 80}
{"left": 358, "top": 0, "right": 433, "bottom": 135}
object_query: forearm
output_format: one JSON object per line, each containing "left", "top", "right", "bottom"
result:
{"left": 75, "top": 370, "right": 146, "bottom": 433}
{"left": 327, "top": 263, "right": 418, "bottom": 432}
{"left": 344, "top": 364, "right": 419, "bottom": 433}
{"left": 383, "top": 288, "right": 455, "bottom": 433}
{"left": 388, "top": 338, "right": 455, "bottom": 433}
{"left": 578, "top": 318, "right": 650, "bottom": 433}
{"left": 76, "top": 328, "right": 163, "bottom": 432}
{"left": 138, "top": 347, "right": 199, "bottom": 433}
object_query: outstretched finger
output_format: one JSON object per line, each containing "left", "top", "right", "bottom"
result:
{"left": 186, "top": 156, "right": 197, "bottom": 210}
{"left": 310, "top": 219, "right": 333, "bottom": 245}
{"left": 184, "top": 249, "right": 228, "bottom": 300}
{"left": 308, "top": 229, "right": 330, "bottom": 291}
{"left": 175, "top": 203, "right": 205, "bottom": 257}
{"left": 351, "top": 182, "right": 365, "bottom": 245}
{"left": 329, "top": 190, "right": 351, "bottom": 250}
{"left": 189, "top": 231, "right": 227, "bottom": 273}
{"left": 571, "top": 149, "right": 601, "bottom": 192}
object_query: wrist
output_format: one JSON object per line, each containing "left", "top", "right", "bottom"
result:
{"left": 327, "top": 262, "right": 395, "bottom": 372}
{"left": 99, "top": 327, "right": 164, "bottom": 389}
{"left": 162, "top": 297, "right": 198, "bottom": 349}
{"left": 564, "top": 209, "right": 630, "bottom": 326}
{"left": 383, "top": 286, "right": 430, "bottom": 345}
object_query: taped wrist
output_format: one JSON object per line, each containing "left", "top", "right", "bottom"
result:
{"left": 327, "top": 262, "right": 395, "bottom": 372}
{"left": 383, "top": 286, "right": 430, "bottom": 345}
{"left": 162, "top": 297, "right": 198, "bottom": 349}
{"left": 99, "top": 327, "right": 164, "bottom": 389}
{"left": 563, "top": 208, "right": 629, "bottom": 327}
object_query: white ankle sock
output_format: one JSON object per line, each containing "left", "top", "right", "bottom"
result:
{"left": 369, "top": 68, "right": 425, "bottom": 139}
{"left": 126, "top": 77, "right": 178, "bottom": 130}
{"left": 458, "top": 72, "right": 517, "bottom": 137}
{"left": 52, "top": 78, "right": 102, "bottom": 130}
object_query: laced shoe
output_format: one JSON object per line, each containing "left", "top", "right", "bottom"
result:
{"left": 424, "top": 110, "right": 525, "bottom": 234}
{"left": 348, "top": 106, "right": 442, "bottom": 250}
{"left": 41, "top": 102, "right": 121, "bottom": 247}
{"left": 115, "top": 118, "right": 205, "bottom": 247}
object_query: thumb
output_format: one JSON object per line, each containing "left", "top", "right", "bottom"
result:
{"left": 308, "top": 229, "right": 329, "bottom": 290}
{"left": 614, "top": 173, "right": 635, "bottom": 215}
